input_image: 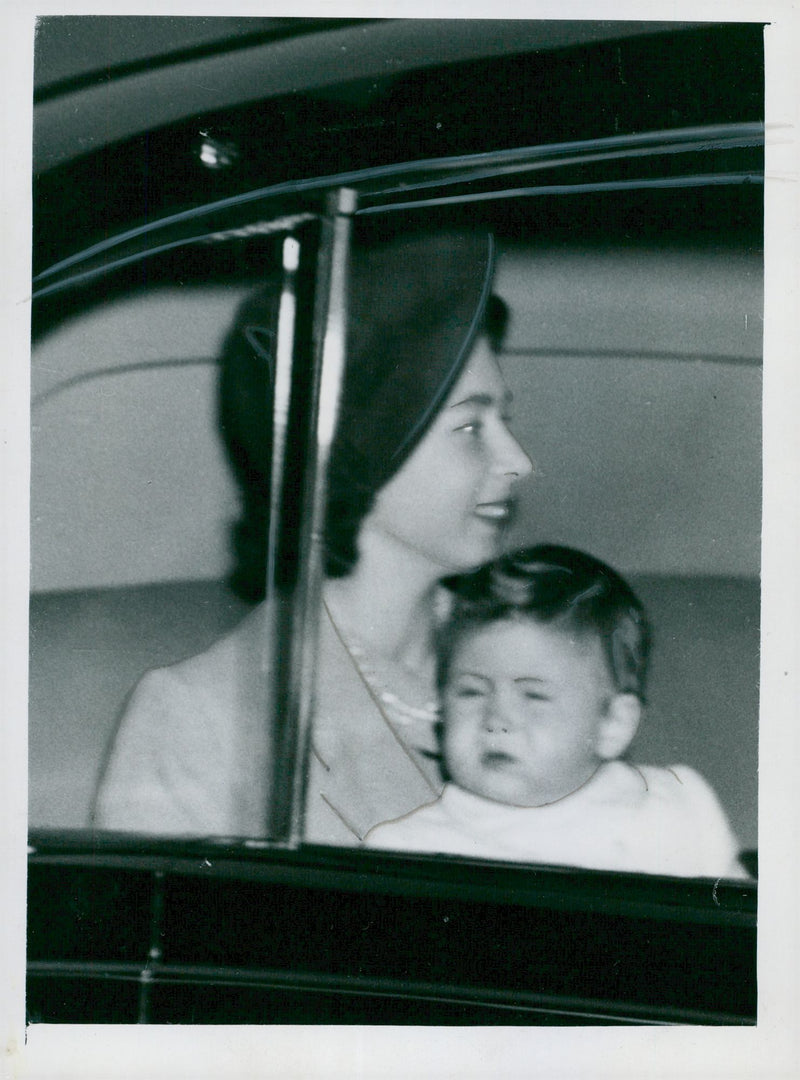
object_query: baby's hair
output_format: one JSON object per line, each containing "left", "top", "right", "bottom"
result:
{"left": 440, "top": 545, "right": 652, "bottom": 702}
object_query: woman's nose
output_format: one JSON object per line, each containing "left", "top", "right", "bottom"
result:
{"left": 493, "top": 425, "right": 533, "bottom": 481}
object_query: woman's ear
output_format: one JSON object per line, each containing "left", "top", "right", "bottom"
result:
{"left": 596, "top": 693, "right": 642, "bottom": 760}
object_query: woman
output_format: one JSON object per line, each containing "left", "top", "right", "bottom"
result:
{"left": 94, "top": 229, "right": 532, "bottom": 844}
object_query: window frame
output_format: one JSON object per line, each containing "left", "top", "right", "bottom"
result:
{"left": 26, "top": 828, "right": 757, "bottom": 1025}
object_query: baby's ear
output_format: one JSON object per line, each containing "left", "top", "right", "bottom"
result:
{"left": 596, "top": 693, "right": 642, "bottom": 760}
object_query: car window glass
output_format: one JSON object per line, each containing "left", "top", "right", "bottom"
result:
{"left": 29, "top": 238, "right": 281, "bottom": 831}
{"left": 303, "top": 189, "right": 761, "bottom": 879}
{"left": 30, "top": 122, "right": 761, "bottom": 886}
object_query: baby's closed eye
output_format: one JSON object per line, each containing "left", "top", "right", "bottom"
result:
{"left": 453, "top": 683, "right": 488, "bottom": 698}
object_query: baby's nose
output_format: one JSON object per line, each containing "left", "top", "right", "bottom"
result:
{"left": 483, "top": 697, "right": 517, "bottom": 734}
{"left": 484, "top": 719, "right": 510, "bottom": 734}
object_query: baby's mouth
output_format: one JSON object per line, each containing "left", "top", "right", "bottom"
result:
{"left": 481, "top": 750, "right": 517, "bottom": 769}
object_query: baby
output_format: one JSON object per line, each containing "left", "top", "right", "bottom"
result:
{"left": 366, "top": 545, "right": 748, "bottom": 879}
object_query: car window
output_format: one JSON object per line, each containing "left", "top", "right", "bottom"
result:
{"left": 31, "top": 161, "right": 762, "bottom": 872}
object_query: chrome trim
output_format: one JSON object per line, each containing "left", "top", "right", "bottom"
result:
{"left": 26, "top": 959, "right": 752, "bottom": 1025}
{"left": 265, "top": 189, "right": 356, "bottom": 844}
{"left": 358, "top": 171, "right": 764, "bottom": 217}
{"left": 32, "top": 122, "right": 763, "bottom": 289}
{"left": 267, "top": 236, "right": 301, "bottom": 593}
{"left": 258, "top": 234, "right": 304, "bottom": 839}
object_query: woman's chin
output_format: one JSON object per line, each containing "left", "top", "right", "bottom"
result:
{"left": 441, "top": 532, "right": 506, "bottom": 574}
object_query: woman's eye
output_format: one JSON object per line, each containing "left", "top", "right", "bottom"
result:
{"left": 453, "top": 418, "right": 483, "bottom": 435}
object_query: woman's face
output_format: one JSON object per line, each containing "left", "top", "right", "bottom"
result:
{"left": 358, "top": 340, "right": 533, "bottom": 576}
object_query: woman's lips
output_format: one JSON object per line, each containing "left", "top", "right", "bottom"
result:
{"left": 473, "top": 499, "right": 513, "bottom": 523}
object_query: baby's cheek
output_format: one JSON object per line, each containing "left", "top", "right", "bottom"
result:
{"left": 520, "top": 728, "right": 543, "bottom": 756}
{"left": 444, "top": 728, "right": 477, "bottom": 771}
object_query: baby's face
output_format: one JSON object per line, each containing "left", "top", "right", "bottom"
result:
{"left": 442, "top": 618, "right": 616, "bottom": 806}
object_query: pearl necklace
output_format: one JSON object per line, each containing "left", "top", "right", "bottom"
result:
{"left": 345, "top": 639, "right": 441, "bottom": 725}
{"left": 323, "top": 601, "right": 441, "bottom": 727}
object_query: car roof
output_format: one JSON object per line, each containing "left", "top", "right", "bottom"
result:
{"left": 32, "top": 20, "right": 763, "bottom": 288}
{"left": 34, "top": 18, "right": 728, "bottom": 172}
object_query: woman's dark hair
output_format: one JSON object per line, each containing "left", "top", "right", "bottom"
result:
{"left": 219, "top": 230, "right": 507, "bottom": 600}
{"left": 438, "top": 545, "right": 652, "bottom": 702}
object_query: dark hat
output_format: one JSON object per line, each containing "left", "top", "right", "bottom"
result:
{"left": 334, "top": 229, "right": 498, "bottom": 496}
